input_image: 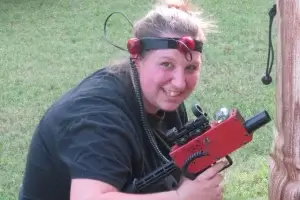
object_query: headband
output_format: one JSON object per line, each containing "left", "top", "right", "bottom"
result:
{"left": 127, "top": 36, "right": 203, "bottom": 55}
{"left": 103, "top": 12, "right": 203, "bottom": 57}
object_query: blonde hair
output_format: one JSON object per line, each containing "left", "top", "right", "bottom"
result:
{"left": 133, "top": 0, "right": 216, "bottom": 42}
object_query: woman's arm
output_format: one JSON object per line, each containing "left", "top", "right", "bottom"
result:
{"left": 70, "top": 161, "right": 228, "bottom": 200}
{"left": 70, "top": 179, "right": 179, "bottom": 200}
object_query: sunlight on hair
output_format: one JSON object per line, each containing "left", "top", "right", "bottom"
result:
{"left": 133, "top": 0, "right": 217, "bottom": 42}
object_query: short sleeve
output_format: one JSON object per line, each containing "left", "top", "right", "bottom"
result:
{"left": 56, "top": 106, "right": 138, "bottom": 190}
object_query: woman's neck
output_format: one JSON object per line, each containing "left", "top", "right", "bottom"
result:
{"left": 143, "top": 97, "right": 159, "bottom": 114}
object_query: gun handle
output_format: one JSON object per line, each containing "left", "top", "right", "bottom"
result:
{"left": 183, "top": 155, "right": 233, "bottom": 180}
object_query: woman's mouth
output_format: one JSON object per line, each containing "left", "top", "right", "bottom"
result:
{"left": 163, "top": 89, "right": 182, "bottom": 97}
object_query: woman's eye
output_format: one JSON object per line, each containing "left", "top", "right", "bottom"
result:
{"left": 186, "top": 65, "right": 198, "bottom": 72}
{"left": 161, "top": 62, "right": 173, "bottom": 68}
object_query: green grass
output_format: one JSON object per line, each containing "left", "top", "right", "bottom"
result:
{"left": 0, "top": 0, "right": 275, "bottom": 199}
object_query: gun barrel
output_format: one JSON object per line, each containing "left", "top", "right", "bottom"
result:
{"left": 244, "top": 110, "right": 271, "bottom": 133}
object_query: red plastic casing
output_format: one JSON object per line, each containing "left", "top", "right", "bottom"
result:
{"left": 169, "top": 109, "right": 253, "bottom": 174}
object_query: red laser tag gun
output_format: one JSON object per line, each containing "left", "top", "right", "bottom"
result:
{"left": 124, "top": 104, "right": 271, "bottom": 193}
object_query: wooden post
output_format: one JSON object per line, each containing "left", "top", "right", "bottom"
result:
{"left": 268, "top": 1, "right": 300, "bottom": 200}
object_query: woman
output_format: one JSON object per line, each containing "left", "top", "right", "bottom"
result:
{"left": 19, "top": 0, "right": 227, "bottom": 200}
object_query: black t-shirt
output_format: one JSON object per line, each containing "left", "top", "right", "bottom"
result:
{"left": 18, "top": 66, "right": 189, "bottom": 200}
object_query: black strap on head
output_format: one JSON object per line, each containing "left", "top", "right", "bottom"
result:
{"left": 127, "top": 36, "right": 203, "bottom": 61}
{"left": 139, "top": 37, "right": 203, "bottom": 53}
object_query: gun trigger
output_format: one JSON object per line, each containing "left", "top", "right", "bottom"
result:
{"left": 219, "top": 155, "right": 233, "bottom": 172}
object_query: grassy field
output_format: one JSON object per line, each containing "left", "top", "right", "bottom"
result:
{"left": 0, "top": 0, "right": 276, "bottom": 199}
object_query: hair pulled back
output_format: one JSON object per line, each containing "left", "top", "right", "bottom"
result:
{"left": 133, "top": 0, "right": 215, "bottom": 42}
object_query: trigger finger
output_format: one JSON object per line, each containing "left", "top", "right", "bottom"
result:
{"left": 196, "top": 161, "right": 227, "bottom": 180}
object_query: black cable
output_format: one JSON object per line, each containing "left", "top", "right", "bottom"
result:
{"left": 103, "top": 11, "right": 133, "bottom": 52}
{"left": 129, "top": 58, "right": 170, "bottom": 163}
{"left": 181, "top": 151, "right": 208, "bottom": 179}
{"left": 262, "top": 4, "right": 277, "bottom": 85}
{"left": 266, "top": 5, "right": 276, "bottom": 76}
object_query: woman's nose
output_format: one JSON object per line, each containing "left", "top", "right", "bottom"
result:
{"left": 171, "top": 69, "right": 186, "bottom": 90}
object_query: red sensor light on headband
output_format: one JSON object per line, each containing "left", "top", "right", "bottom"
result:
{"left": 127, "top": 38, "right": 141, "bottom": 55}
{"left": 178, "top": 36, "right": 195, "bottom": 53}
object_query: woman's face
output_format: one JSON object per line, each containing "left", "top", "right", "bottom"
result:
{"left": 134, "top": 46, "right": 202, "bottom": 114}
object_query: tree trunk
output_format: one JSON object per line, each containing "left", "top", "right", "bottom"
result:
{"left": 268, "top": 1, "right": 300, "bottom": 200}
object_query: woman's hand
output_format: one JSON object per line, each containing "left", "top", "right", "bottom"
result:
{"left": 175, "top": 161, "right": 226, "bottom": 200}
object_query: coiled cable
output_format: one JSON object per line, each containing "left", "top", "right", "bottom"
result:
{"left": 181, "top": 151, "right": 208, "bottom": 178}
{"left": 129, "top": 58, "right": 169, "bottom": 163}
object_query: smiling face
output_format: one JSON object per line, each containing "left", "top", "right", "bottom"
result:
{"left": 134, "top": 47, "right": 202, "bottom": 114}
